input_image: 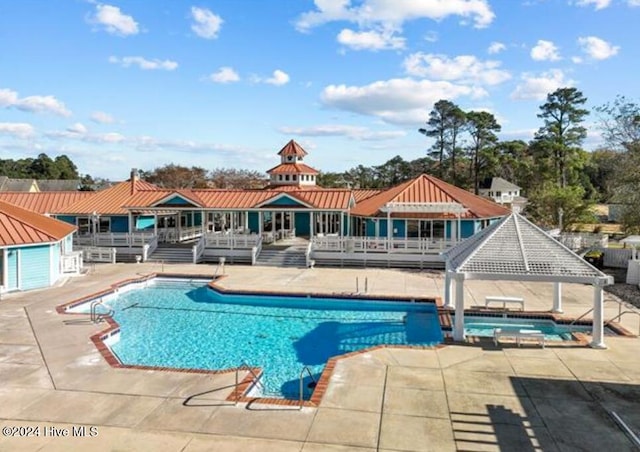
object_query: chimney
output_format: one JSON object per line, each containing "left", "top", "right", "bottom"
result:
{"left": 130, "top": 168, "right": 139, "bottom": 195}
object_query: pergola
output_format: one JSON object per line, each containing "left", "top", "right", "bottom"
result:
{"left": 441, "top": 213, "right": 614, "bottom": 348}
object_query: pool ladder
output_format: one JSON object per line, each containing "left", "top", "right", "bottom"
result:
{"left": 233, "top": 363, "right": 317, "bottom": 409}
{"left": 90, "top": 299, "right": 114, "bottom": 323}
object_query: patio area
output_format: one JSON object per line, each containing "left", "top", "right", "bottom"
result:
{"left": 1, "top": 263, "right": 639, "bottom": 451}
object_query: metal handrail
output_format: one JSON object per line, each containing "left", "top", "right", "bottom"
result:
{"left": 89, "top": 299, "right": 114, "bottom": 323}
{"left": 605, "top": 311, "right": 640, "bottom": 336}
{"left": 299, "top": 366, "right": 317, "bottom": 409}
{"left": 569, "top": 299, "right": 624, "bottom": 327}
{"left": 234, "top": 362, "right": 262, "bottom": 405}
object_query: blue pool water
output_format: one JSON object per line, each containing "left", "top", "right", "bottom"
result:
{"left": 463, "top": 316, "right": 592, "bottom": 341}
{"left": 83, "top": 279, "right": 443, "bottom": 399}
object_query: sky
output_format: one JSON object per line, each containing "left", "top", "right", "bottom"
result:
{"left": 0, "top": 0, "right": 638, "bottom": 180}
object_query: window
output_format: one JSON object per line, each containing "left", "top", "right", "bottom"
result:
{"left": 285, "top": 174, "right": 290, "bottom": 181}
{"left": 407, "top": 220, "right": 419, "bottom": 238}
{"left": 77, "top": 217, "right": 91, "bottom": 235}
{"left": 278, "top": 175, "right": 283, "bottom": 181}
{"left": 292, "top": 174, "right": 297, "bottom": 181}
{"left": 496, "top": 191, "right": 502, "bottom": 197}
{"left": 432, "top": 220, "right": 445, "bottom": 239}
{"left": 97, "top": 217, "right": 110, "bottom": 233}
{"left": 287, "top": 155, "right": 294, "bottom": 162}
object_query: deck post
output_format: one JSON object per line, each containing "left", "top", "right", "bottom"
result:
{"left": 552, "top": 282, "right": 563, "bottom": 313}
{"left": 444, "top": 265, "right": 453, "bottom": 309}
{"left": 453, "top": 273, "right": 466, "bottom": 341}
{"left": 309, "top": 212, "right": 314, "bottom": 238}
{"left": 590, "top": 281, "right": 606, "bottom": 349}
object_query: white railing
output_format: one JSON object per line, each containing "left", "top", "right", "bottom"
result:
{"left": 80, "top": 247, "right": 117, "bottom": 264}
{"left": 75, "top": 232, "right": 156, "bottom": 248}
{"left": 312, "top": 237, "right": 457, "bottom": 254}
{"left": 262, "top": 231, "right": 275, "bottom": 244}
{"left": 157, "top": 226, "right": 203, "bottom": 244}
{"left": 251, "top": 237, "right": 263, "bottom": 265}
{"left": 142, "top": 234, "right": 158, "bottom": 262}
{"left": 61, "top": 251, "right": 83, "bottom": 274}
{"left": 205, "top": 233, "right": 261, "bottom": 249}
{"left": 193, "top": 235, "right": 206, "bottom": 264}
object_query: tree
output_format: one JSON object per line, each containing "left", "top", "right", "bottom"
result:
{"left": 535, "top": 87, "right": 589, "bottom": 188}
{"left": 419, "top": 100, "right": 466, "bottom": 183}
{"left": 596, "top": 96, "right": 640, "bottom": 233}
{"left": 525, "top": 183, "right": 595, "bottom": 231}
{"left": 143, "top": 164, "right": 208, "bottom": 189}
{"left": 209, "top": 168, "right": 265, "bottom": 189}
{"left": 465, "top": 111, "right": 501, "bottom": 194}
{"left": 492, "top": 140, "right": 534, "bottom": 192}
{"left": 374, "top": 156, "right": 412, "bottom": 187}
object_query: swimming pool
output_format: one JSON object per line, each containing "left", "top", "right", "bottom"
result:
{"left": 463, "top": 316, "right": 592, "bottom": 341}
{"left": 71, "top": 278, "right": 443, "bottom": 400}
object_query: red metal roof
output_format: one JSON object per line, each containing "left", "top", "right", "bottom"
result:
{"left": 350, "top": 175, "right": 510, "bottom": 218}
{"left": 0, "top": 199, "right": 76, "bottom": 246}
{"left": 277, "top": 140, "right": 308, "bottom": 157}
{"left": 62, "top": 179, "right": 158, "bottom": 215}
{"left": 0, "top": 191, "right": 94, "bottom": 214}
{"left": 353, "top": 189, "right": 383, "bottom": 202}
{"left": 266, "top": 163, "right": 319, "bottom": 175}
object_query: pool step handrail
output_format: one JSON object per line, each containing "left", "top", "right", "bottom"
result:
{"left": 89, "top": 299, "right": 114, "bottom": 323}
{"left": 605, "top": 310, "right": 640, "bottom": 336}
{"left": 569, "top": 298, "right": 625, "bottom": 328}
{"left": 299, "top": 366, "right": 317, "bottom": 409}
{"left": 234, "top": 362, "right": 263, "bottom": 405}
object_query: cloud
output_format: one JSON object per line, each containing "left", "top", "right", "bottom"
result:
{"left": 575, "top": 0, "right": 612, "bottom": 10}
{"left": 530, "top": 40, "right": 561, "bottom": 61}
{"left": 264, "top": 70, "right": 290, "bottom": 86}
{"left": 190, "top": 6, "right": 223, "bottom": 39}
{"left": 66, "top": 123, "right": 88, "bottom": 135}
{"left": 337, "top": 28, "right": 405, "bottom": 51}
{"left": 487, "top": 41, "right": 506, "bottom": 54}
{"left": 0, "top": 88, "right": 71, "bottom": 116}
{"left": 109, "top": 56, "right": 178, "bottom": 71}
{"left": 208, "top": 67, "right": 240, "bottom": 83}
{"left": 577, "top": 36, "right": 619, "bottom": 60}
{"left": 295, "top": 0, "right": 495, "bottom": 31}
{"left": 90, "top": 111, "right": 115, "bottom": 124}
{"left": 403, "top": 53, "right": 510, "bottom": 85}
{"left": 630, "top": 0, "right": 640, "bottom": 6}
{"left": 90, "top": 3, "right": 139, "bottom": 36}
{"left": 511, "top": 69, "right": 573, "bottom": 100}
{"left": 321, "top": 77, "right": 485, "bottom": 125}
{"left": 0, "top": 122, "right": 35, "bottom": 138}
{"left": 278, "top": 124, "right": 406, "bottom": 141}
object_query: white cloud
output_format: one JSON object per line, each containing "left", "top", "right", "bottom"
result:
{"left": 575, "top": 0, "right": 612, "bottom": 10}
{"left": 0, "top": 88, "right": 71, "bottom": 116}
{"left": 511, "top": 69, "right": 573, "bottom": 100}
{"left": 66, "top": 123, "right": 88, "bottom": 135}
{"left": 90, "top": 111, "right": 115, "bottom": 124}
{"left": 208, "top": 67, "right": 240, "bottom": 83}
{"left": 321, "top": 77, "right": 484, "bottom": 125}
{"left": 91, "top": 4, "right": 139, "bottom": 36}
{"left": 190, "top": 6, "right": 223, "bottom": 39}
{"left": 264, "top": 70, "right": 290, "bottom": 86}
{"left": 577, "top": 36, "right": 619, "bottom": 60}
{"left": 295, "top": 0, "right": 495, "bottom": 31}
{"left": 530, "top": 40, "right": 561, "bottom": 61}
{"left": 630, "top": 0, "right": 640, "bottom": 6}
{"left": 278, "top": 124, "right": 406, "bottom": 141}
{"left": 487, "top": 41, "right": 506, "bottom": 54}
{"left": 0, "top": 122, "right": 35, "bottom": 138}
{"left": 571, "top": 56, "right": 583, "bottom": 64}
{"left": 403, "top": 53, "right": 511, "bottom": 85}
{"left": 337, "top": 28, "right": 405, "bottom": 51}
{"left": 109, "top": 56, "right": 178, "bottom": 71}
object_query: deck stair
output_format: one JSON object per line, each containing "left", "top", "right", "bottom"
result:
{"left": 255, "top": 244, "right": 308, "bottom": 268}
{"left": 148, "top": 243, "right": 194, "bottom": 263}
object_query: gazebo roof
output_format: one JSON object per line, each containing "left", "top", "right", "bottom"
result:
{"left": 442, "top": 213, "right": 613, "bottom": 285}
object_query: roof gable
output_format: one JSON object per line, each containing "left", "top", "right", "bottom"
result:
{"left": 152, "top": 193, "right": 202, "bottom": 208}
{"left": 277, "top": 140, "right": 308, "bottom": 157}
{"left": 62, "top": 179, "right": 158, "bottom": 215}
{"left": 0, "top": 199, "right": 76, "bottom": 246}
{"left": 255, "top": 193, "right": 313, "bottom": 209}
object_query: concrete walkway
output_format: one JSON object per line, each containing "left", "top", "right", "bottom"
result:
{"left": 1, "top": 263, "right": 639, "bottom": 451}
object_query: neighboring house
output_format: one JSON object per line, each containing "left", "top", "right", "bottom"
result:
{"left": 37, "top": 179, "right": 80, "bottom": 191}
{"left": 478, "top": 177, "right": 522, "bottom": 205}
{"left": 0, "top": 176, "right": 39, "bottom": 192}
{"left": 0, "top": 200, "right": 81, "bottom": 293}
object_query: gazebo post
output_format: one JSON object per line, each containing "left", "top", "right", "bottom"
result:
{"left": 453, "top": 273, "right": 466, "bottom": 341}
{"left": 552, "top": 282, "right": 563, "bottom": 313}
{"left": 443, "top": 264, "right": 453, "bottom": 309}
{"left": 590, "top": 281, "right": 607, "bottom": 349}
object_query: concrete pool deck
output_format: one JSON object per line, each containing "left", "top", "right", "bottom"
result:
{"left": 1, "top": 262, "right": 639, "bottom": 451}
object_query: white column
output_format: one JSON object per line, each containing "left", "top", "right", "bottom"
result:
{"left": 552, "top": 282, "right": 563, "bottom": 313}
{"left": 128, "top": 212, "right": 133, "bottom": 233}
{"left": 453, "top": 274, "right": 466, "bottom": 341}
{"left": 153, "top": 213, "right": 157, "bottom": 236}
{"left": 590, "top": 282, "right": 606, "bottom": 349}
{"left": 450, "top": 220, "right": 456, "bottom": 244}
{"left": 309, "top": 212, "right": 314, "bottom": 238}
{"left": 258, "top": 211, "right": 263, "bottom": 235}
{"left": 444, "top": 268, "right": 454, "bottom": 309}
{"left": 245, "top": 212, "right": 249, "bottom": 230}
{"left": 340, "top": 212, "right": 344, "bottom": 237}
{"left": 2, "top": 249, "right": 8, "bottom": 292}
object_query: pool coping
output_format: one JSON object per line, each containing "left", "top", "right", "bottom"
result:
{"left": 56, "top": 272, "right": 635, "bottom": 407}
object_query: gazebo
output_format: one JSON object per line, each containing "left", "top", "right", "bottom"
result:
{"left": 441, "top": 213, "right": 614, "bottom": 348}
